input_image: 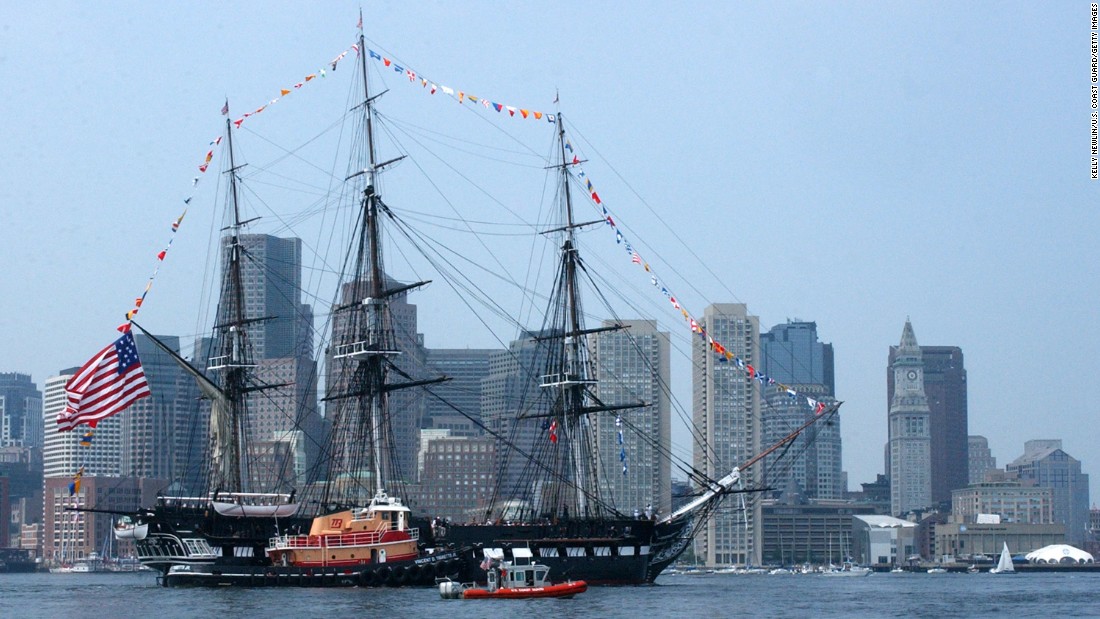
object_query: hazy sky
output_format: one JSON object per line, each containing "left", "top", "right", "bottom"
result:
{"left": 2, "top": 2, "right": 1096, "bottom": 500}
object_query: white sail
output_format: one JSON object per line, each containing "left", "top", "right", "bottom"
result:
{"left": 991, "top": 542, "right": 1015, "bottom": 574}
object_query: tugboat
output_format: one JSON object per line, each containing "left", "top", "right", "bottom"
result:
{"left": 165, "top": 490, "right": 472, "bottom": 586}
{"left": 440, "top": 548, "right": 587, "bottom": 600}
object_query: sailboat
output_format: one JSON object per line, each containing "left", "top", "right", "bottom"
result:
{"left": 990, "top": 542, "right": 1015, "bottom": 574}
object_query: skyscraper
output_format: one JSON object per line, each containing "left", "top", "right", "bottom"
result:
{"left": 479, "top": 331, "right": 553, "bottom": 505}
{"left": 968, "top": 435, "right": 996, "bottom": 484}
{"left": 424, "top": 348, "right": 494, "bottom": 437}
{"left": 592, "top": 319, "right": 671, "bottom": 516}
{"left": 43, "top": 369, "right": 122, "bottom": 479}
{"left": 325, "top": 275, "right": 426, "bottom": 494}
{"left": 119, "top": 334, "right": 202, "bottom": 491}
{"left": 692, "top": 303, "right": 762, "bottom": 566}
{"left": 0, "top": 373, "right": 43, "bottom": 452}
{"left": 760, "top": 321, "right": 841, "bottom": 499}
{"left": 760, "top": 320, "right": 835, "bottom": 395}
{"left": 209, "top": 233, "right": 321, "bottom": 492}
{"left": 887, "top": 320, "right": 932, "bottom": 517}
{"left": 889, "top": 343, "right": 968, "bottom": 507}
{"left": 1006, "top": 439, "right": 1091, "bottom": 545}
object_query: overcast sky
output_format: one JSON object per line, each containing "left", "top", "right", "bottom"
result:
{"left": 2, "top": 2, "right": 1096, "bottom": 500}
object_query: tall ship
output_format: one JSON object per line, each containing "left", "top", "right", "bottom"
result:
{"left": 96, "top": 14, "right": 841, "bottom": 587}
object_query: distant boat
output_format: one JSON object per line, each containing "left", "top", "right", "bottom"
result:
{"left": 990, "top": 542, "right": 1015, "bottom": 574}
{"left": 926, "top": 567, "right": 947, "bottom": 574}
{"left": 823, "top": 561, "right": 871, "bottom": 577}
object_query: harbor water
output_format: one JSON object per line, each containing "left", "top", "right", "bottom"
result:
{"left": 2, "top": 570, "right": 1099, "bottom": 618}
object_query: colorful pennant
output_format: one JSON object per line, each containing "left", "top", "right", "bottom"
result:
{"left": 363, "top": 44, "right": 556, "bottom": 124}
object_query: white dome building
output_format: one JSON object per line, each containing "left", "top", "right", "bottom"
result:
{"left": 1025, "top": 544, "right": 1095, "bottom": 565}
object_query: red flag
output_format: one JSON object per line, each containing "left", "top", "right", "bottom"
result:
{"left": 549, "top": 419, "right": 559, "bottom": 444}
{"left": 57, "top": 332, "right": 151, "bottom": 432}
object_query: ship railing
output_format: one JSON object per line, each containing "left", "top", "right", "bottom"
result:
{"left": 268, "top": 527, "right": 418, "bottom": 550}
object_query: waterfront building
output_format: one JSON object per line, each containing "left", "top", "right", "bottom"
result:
{"left": 592, "top": 319, "right": 672, "bottom": 516}
{"left": 952, "top": 481, "right": 1054, "bottom": 525}
{"left": 1006, "top": 440, "right": 1090, "bottom": 545}
{"left": 851, "top": 514, "right": 918, "bottom": 566}
{"left": 760, "top": 495, "right": 875, "bottom": 565}
{"left": 42, "top": 476, "right": 162, "bottom": 565}
{"left": 693, "top": 303, "right": 762, "bottom": 566}
{"left": 0, "top": 446, "right": 42, "bottom": 551}
{"left": 935, "top": 520, "right": 1065, "bottom": 558}
{"left": 890, "top": 344, "right": 968, "bottom": 507}
{"left": 968, "top": 435, "right": 997, "bottom": 484}
{"left": 887, "top": 320, "right": 932, "bottom": 517}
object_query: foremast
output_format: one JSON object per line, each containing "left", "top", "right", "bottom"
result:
{"left": 537, "top": 116, "right": 638, "bottom": 520}
{"left": 206, "top": 116, "right": 256, "bottom": 493}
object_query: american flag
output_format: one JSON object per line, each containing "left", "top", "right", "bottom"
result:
{"left": 57, "top": 332, "right": 150, "bottom": 432}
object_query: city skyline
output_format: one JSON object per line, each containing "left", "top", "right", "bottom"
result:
{"left": 2, "top": 3, "right": 1096, "bottom": 502}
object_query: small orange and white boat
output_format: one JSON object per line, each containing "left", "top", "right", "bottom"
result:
{"left": 439, "top": 548, "right": 587, "bottom": 600}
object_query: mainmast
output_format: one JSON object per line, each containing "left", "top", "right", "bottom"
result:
{"left": 207, "top": 115, "right": 255, "bottom": 493}
{"left": 326, "top": 23, "right": 439, "bottom": 506}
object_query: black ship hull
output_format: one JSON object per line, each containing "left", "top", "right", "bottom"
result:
{"left": 432, "top": 515, "right": 691, "bottom": 584}
{"left": 162, "top": 547, "right": 474, "bottom": 587}
{"left": 128, "top": 499, "right": 313, "bottom": 575}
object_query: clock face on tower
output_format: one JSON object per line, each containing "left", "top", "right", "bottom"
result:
{"left": 907, "top": 370, "right": 918, "bottom": 381}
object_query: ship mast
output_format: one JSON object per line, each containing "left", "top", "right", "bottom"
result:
{"left": 207, "top": 115, "right": 255, "bottom": 493}
{"left": 325, "top": 21, "right": 440, "bottom": 505}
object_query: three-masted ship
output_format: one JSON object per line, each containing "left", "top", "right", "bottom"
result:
{"left": 108, "top": 15, "right": 842, "bottom": 587}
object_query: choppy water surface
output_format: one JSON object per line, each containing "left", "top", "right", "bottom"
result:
{"left": 2, "top": 570, "right": 1098, "bottom": 619}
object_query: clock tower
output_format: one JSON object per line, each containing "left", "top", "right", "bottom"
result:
{"left": 888, "top": 319, "right": 932, "bottom": 517}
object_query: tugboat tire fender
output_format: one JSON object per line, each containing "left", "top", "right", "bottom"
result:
{"left": 376, "top": 565, "right": 392, "bottom": 584}
{"left": 406, "top": 564, "right": 421, "bottom": 583}
{"left": 392, "top": 565, "right": 408, "bottom": 584}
